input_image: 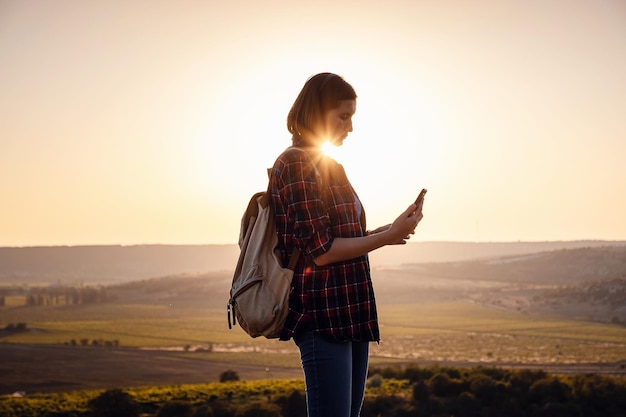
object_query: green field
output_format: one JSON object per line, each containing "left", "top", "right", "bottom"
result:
{"left": 376, "top": 302, "right": 626, "bottom": 364}
{"left": 2, "top": 300, "right": 625, "bottom": 366}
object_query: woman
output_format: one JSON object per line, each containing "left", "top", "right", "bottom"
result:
{"left": 269, "top": 73, "right": 424, "bottom": 417}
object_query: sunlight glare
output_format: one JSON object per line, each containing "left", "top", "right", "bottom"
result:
{"left": 321, "top": 140, "right": 340, "bottom": 159}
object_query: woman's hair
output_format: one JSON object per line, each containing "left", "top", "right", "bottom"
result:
{"left": 287, "top": 73, "right": 357, "bottom": 143}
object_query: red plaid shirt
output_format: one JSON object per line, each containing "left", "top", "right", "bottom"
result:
{"left": 270, "top": 146, "right": 379, "bottom": 342}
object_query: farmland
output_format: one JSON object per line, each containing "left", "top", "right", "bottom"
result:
{"left": 2, "top": 297, "right": 625, "bottom": 395}
{"left": 1, "top": 243, "right": 625, "bottom": 395}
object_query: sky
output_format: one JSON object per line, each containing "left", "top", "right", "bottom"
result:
{"left": 1, "top": 0, "right": 625, "bottom": 247}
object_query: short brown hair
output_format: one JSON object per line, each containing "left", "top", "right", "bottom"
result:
{"left": 287, "top": 73, "right": 357, "bottom": 142}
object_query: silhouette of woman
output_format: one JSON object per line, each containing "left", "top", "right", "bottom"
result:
{"left": 269, "top": 72, "right": 424, "bottom": 417}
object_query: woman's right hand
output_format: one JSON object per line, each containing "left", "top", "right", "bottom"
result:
{"left": 313, "top": 203, "right": 424, "bottom": 266}
{"left": 384, "top": 203, "right": 423, "bottom": 245}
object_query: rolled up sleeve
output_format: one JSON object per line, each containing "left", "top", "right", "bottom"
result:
{"left": 279, "top": 153, "right": 333, "bottom": 260}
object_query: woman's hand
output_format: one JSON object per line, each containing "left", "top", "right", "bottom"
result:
{"left": 383, "top": 203, "right": 423, "bottom": 245}
{"left": 312, "top": 203, "right": 424, "bottom": 266}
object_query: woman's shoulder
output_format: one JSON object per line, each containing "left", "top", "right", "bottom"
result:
{"left": 274, "top": 146, "right": 319, "bottom": 167}
{"left": 281, "top": 145, "right": 314, "bottom": 159}
{"left": 272, "top": 146, "right": 328, "bottom": 184}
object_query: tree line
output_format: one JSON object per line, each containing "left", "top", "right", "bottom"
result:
{"left": 0, "top": 285, "right": 109, "bottom": 307}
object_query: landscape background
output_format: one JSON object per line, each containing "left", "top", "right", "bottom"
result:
{"left": 1, "top": 240, "right": 623, "bottom": 284}
{"left": 3, "top": 1, "right": 625, "bottom": 413}
{"left": 1, "top": 241, "right": 625, "bottom": 395}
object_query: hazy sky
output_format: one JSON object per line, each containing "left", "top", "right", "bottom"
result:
{"left": 1, "top": 0, "right": 625, "bottom": 247}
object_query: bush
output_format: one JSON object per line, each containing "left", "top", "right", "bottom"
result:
{"left": 276, "top": 390, "right": 306, "bottom": 417}
{"left": 192, "top": 405, "right": 215, "bottom": 417}
{"left": 528, "top": 377, "right": 571, "bottom": 405}
{"left": 219, "top": 370, "right": 240, "bottom": 382}
{"left": 362, "top": 394, "right": 405, "bottom": 417}
{"left": 369, "top": 364, "right": 402, "bottom": 380}
{"left": 448, "top": 392, "right": 480, "bottom": 417}
{"left": 4, "top": 323, "right": 28, "bottom": 333}
{"left": 233, "top": 402, "right": 281, "bottom": 417}
{"left": 473, "top": 366, "right": 508, "bottom": 381}
{"left": 509, "top": 369, "right": 548, "bottom": 392}
{"left": 156, "top": 400, "right": 193, "bottom": 417}
{"left": 412, "top": 380, "right": 430, "bottom": 403}
{"left": 468, "top": 373, "right": 498, "bottom": 403}
{"left": 87, "top": 389, "right": 139, "bottom": 417}
{"left": 532, "top": 402, "right": 583, "bottom": 417}
{"left": 428, "top": 372, "right": 464, "bottom": 397}
{"left": 571, "top": 373, "right": 626, "bottom": 414}
{"left": 403, "top": 365, "right": 435, "bottom": 383}
{"left": 367, "top": 373, "right": 384, "bottom": 388}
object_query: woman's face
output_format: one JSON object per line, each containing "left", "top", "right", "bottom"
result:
{"left": 323, "top": 99, "right": 356, "bottom": 146}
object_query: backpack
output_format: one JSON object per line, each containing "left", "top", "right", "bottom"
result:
{"left": 227, "top": 149, "right": 321, "bottom": 338}
{"left": 226, "top": 178, "right": 300, "bottom": 339}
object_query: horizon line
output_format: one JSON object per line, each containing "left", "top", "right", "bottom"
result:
{"left": 1, "top": 239, "right": 625, "bottom": 249}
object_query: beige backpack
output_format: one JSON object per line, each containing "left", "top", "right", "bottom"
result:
{"left": 227, "top": 178, "right": 300, "bottom": 339}
{"left": 227, "top": 149, "right": 321, "bottom": 338}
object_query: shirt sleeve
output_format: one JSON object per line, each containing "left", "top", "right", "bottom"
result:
{"left": 278, "top": 151, "right": 333, "bottom": 260}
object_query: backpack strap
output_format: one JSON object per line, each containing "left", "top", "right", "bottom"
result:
{"left": 265, "top": 166, "right": 302, "bottom": 272}
{"left": 287, "top": 247, "right": 301, "bottom": 270}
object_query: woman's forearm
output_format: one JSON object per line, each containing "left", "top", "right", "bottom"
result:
{"left": 312, "top": 234, "right": 389, "bottom": 266}
{"left": 312, "top": 204, "right": 422, "bottom": 266}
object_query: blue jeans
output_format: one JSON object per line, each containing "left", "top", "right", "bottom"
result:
{"left": 294, "top": 330, "right": 370, "bottom": 417}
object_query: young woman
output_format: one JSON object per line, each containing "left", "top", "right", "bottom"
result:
{"left": 269, "top": 72, "right": 424, "bottom": 417}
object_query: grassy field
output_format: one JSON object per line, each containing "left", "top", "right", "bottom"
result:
{"left": 2, "top": 245, "right": 625, "bottom": 398}
{"left": 376, "top": 302, "right": 626, "bottom": 364}
{"left": 2, "top": 301, "right": 625, "bottom": 365}
{"left": 2, "top": 299, "right": 625, "bottom": 395}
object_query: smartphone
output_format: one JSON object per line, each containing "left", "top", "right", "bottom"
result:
{"left": 414, "top": 188, "right": 427, "bottom": 206}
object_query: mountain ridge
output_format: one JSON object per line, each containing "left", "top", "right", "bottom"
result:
{"left": 0, "top": 240, "right": 624, "bottom": 285}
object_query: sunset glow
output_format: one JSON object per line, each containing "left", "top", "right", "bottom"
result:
{"left": 1, "top": 0, "right": 625, "bottom": 246}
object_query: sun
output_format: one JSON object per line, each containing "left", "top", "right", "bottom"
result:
{"left": 321, "top": 140, "right": 341, "bottom": 159}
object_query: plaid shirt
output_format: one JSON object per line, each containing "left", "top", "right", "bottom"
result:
{"left": 270, "top": 146, "right": 379, "bottom": 342}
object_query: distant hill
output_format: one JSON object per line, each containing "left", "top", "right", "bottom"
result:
{"left": 0, "top": 240, "right": 623, "bottom": 285}
{"left": 535, "top": 275, "right": 626, "bottom": 311}
{"left": 4, "top": 245, "right": 623, "bottom": 324}
{"left": 104, "top": 245, "right": 626, "bottom": 323}
{"left": 0, "top": 245, "right": 238, "bottom": 285}
{"left": 402, "top": 245, "right": 626, "bottom": 285}
{"left": 388, "top": 245, "right": 626, "bottom": 324}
